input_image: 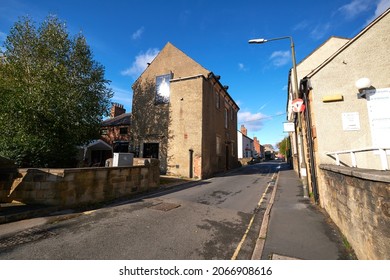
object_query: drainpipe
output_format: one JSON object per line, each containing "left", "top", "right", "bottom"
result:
{"left": 189, "top": 149, "right": 194, "bottom": 178}
{"left": 301, "top": 78, "right": 319, "bottom": 202}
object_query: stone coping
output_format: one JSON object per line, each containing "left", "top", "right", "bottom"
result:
{"left": 319, "top": 164, "right": 390, "bottom": 183}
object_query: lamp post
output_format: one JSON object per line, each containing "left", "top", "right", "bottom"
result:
{"left": 249, "top": 36, "right": 309, "bottom": 198}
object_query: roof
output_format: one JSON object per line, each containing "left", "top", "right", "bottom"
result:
{"left": 132, "top": 42, "right": 239, "bottom": 111}
{"left": 207, "top": 72, "right": 240, "bottom": 111}
{"left": 85, "top": 139, "right": 112, "bottom": 151}
{"left": 101, "top": 113, "right": 131, "bottom": 127}
{"left": 306, "top": 8, "right": 390, "bottom": 79}
{"left": 296, "top": 36, "right": 349, "bottom": 69}
{"left": 132, "top": 42, "right": 210, "bottom": 86}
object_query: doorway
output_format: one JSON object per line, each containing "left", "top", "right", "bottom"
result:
{"left": 225, "top": 145, "right": 229, "bottom": 170}
{"left": 143, "top": 143, "right": 159, "bottom": 159}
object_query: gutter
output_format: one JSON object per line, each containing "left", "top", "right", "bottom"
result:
{"left": 170, "top": 74, "right": 205, "bottom": 83}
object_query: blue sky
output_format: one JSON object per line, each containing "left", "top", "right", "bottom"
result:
{"left": 1, "top": 0, "right": 389, "bottom": 148}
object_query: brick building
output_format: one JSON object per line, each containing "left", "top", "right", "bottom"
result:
{"left": 101, "top": 103, "right": 131, "bottom": 152}
{"left": 253, "top": 137, "right": 264, "bottom": 159}
{"left": 131, "top": 42, "right": 239, "bottom": 178}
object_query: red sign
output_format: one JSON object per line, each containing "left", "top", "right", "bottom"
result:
{"left": 292, "top": 98, "right": 305, "bottom": 112}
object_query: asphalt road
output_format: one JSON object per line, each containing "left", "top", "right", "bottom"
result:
{"left": 0, "top": 161, "right": 284, "bottom": 260}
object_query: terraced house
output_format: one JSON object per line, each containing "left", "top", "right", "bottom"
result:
{"left": 131, "top": 42, "right": 239, "bottom": 179}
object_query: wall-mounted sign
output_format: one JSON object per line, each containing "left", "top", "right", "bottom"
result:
{"left": 283, "top": 122, "right": 295, "bottom": 132}
{"left": 292, "top": 98, "right": 305, "bottom": 112}
{"left": 365, "top": 88, "right": 390, "bottom": 149}
{"left": 342, "top": 112, "right": 360, "bottom": 131}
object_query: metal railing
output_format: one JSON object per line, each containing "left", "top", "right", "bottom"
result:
{"left": 326, "top": 148, "right": 390, "bottom": 170}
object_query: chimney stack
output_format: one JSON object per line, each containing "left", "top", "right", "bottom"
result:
{"left": 110, "top": 103, "right": 126, "bottom": 118}
{"left": 240, "top": 124, "right": 247, "bottom": 136}
{"left": 253, "top": 137, "right": 261, "bottom": 155}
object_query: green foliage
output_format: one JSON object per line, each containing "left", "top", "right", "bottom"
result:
{"left": 276, "top": 137, "right": 290, "bottom": 157}
{"left": 0, "top": 15, "right": 113, "bottom": 167}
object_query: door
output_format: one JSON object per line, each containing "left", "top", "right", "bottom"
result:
{"left": 225, "top": 145, "right": 229, "bottom": 170}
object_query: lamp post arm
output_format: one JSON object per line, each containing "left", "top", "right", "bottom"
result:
{"left": 265, "top": 36, "right": 292, "bottom": 43}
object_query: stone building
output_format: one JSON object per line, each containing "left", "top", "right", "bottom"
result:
{"left": 287, "top": 8, "right": 390, "bottom": 259}
{"left": 288, "top": 8, "right": 390, "bottom": 198}
{"left": 131, "top": 42, "right": 239, "bottom": 179}
{"left": 287, "top": 36, "right": 350, "bottom": 174}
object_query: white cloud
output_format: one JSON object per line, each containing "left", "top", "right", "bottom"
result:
{"left": 259, "top": 103, "right": 268, "bottom": 111}
{"left": 132, "top": 27, "right": 144, "bottom": 40}
{"left": 338, "top": 0, "right": 370, "bottom": 19}
{"left": 310, "top": 23, "right": 332, "bottom": 40}
{"left": 111, "top": 85, "right": 132, "bottom": 109}
{"left": 0, "top": 31, "right": 6, "bottom": 42}
{"left": 121, "top": 48, "right": 160, "bottom": 78}
{"left": 269, "top": 50, "right": 290, "bottom": 67}
{"left": 238, "top": 111, "right": 268, "bottom": 132}
{"left": 238, "top": 62, "right": 247, "bottom": 71}
{"left": 293, "top": 20, "right": 309, "bottom": 31}
{"left": 366, "top": 0, "right": 390, "bottom": 24}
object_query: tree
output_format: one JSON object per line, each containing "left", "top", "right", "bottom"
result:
{"left": 0, "top": 15, "right": 113, "bottom": 167}
{"left": 277, "top": 136, "right": 290, "bottom": 159}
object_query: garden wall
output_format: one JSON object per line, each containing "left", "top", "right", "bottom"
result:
{"left": 319, "top": 164, "right": 390, "bottom": 259}
{"left": 0, "top": 160, "right": 160, "bottom": 208}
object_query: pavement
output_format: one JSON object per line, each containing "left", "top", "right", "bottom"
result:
{"left": 0, "top": 165, "right": 356, "bottom": 259}
{"left": 256, "top": 167, "right": 356, "bottom": 260}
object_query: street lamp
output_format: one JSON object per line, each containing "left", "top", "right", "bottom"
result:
{"left": 249, "top": 36, "right": 309, "bottom": 198}
{"left": 248, "top": 36, "right": 299, "bottom": 101}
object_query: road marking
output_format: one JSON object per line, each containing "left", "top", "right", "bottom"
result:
{"left": 231, "top": 173, "right": 276, "bottom": 260}
{"left": 272, "top": 253, "right": 301, "bottom": 260}
{"left": 251, "top": 171, "right": 280, "bottom": 260}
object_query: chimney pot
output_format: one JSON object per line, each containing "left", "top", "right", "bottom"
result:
{"left": 240, "top": 125, "right": 247, "bottom": 136}
{"left": 110, "top": 103, "right": 126, "bottom": 118}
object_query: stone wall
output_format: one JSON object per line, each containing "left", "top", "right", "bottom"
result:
{"left": 0, "top": 161, "right": 160, "bottom": 208}
{"left": 319, "top": 164, "right": 390, "bottom": 259}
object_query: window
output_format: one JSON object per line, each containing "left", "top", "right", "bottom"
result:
{"left": 101, "top": 129, "right": 108, "bottom": 135}
{"left": 216, "top": 135, "right": 221, "bottom": 155}
{"left": 230, "top": 107, "right": 234, "bottom": 120}
{"left": 119, "top": 127, "right": 128, "bottom": 135}
{"left": 224, "top": 107, "right": 228, "bottom": 129}
{"left": 156, "top": 73, "right": 171, "bottom": 104}
{"left": 215, "top": 91, "right": 220, "bottom": 109}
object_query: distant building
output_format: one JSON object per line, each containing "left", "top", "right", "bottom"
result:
{"left": 253, "top": 137, "right": 264, "bottom": 159}
{"left": 263, "top": 144, "right": 275, "bottom": 160}
{"left": 101, "top": 103, "right": 131, "bottom": 153}
{"left": 237, "top": 125, "right": 254, "bottom": 158}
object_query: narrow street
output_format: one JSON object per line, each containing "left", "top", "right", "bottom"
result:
{"left": 0, "top": 161, "right": 284, "bottom": 260}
